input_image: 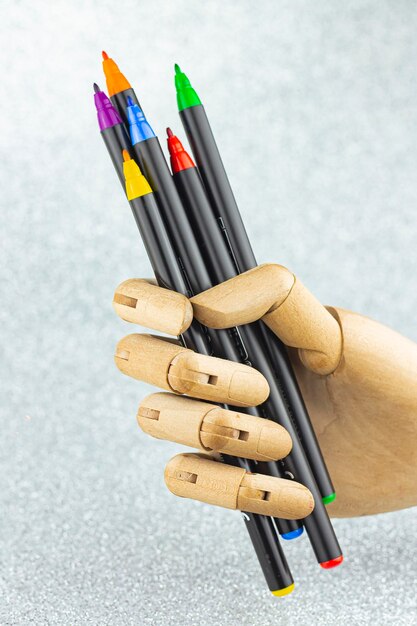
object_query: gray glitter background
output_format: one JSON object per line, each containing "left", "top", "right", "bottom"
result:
{"left": 1, "top": 1, "right": 417, "bottom": 624}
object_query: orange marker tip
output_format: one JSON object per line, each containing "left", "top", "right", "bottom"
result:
{"left": 166, "top": 127, "right": 174, "bottom": 138}
{"left": 122, "top": 150, "right": 131, "bottom": 162}
{"left": 102, "top": 50, "right": 109, "bottom": 60}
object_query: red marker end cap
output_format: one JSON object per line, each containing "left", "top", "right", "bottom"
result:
{"left": 320, "top": 555, "right": 344, "bottom": 569}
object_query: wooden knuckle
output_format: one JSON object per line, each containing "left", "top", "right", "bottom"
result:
{"left": 237, "top": 474, "right": 315, "bottom": 518}
{"left": 299, "top": 348, "right": 342, "bottom": 376}
{"left": 164, "top": 453, "right": 246, "bottom": 509}
{"left": 168, "top": 352, "right": 269, "bottom": 406}
{"left": 137, "top": 394, "right": 291, "bottom": 461}
{"left": 263, "top": 278, "right": 343, "bottom": 375}
{"left": 164, "top": 454, "right": 314, "bottom": 518}
{"left": 191, "top": 263, "right": 295, "bottom": 328}
{"left": 113, "top": 278, "right": 193, "bottom": 335}
{"left": 114, "top": 334, "right": 186, "bottom": 389}
{"left": 200, "top": 408, "right": 292, "bottom": 461}
{"left": 137, "top": 393, "right": 211, "bottom": 450}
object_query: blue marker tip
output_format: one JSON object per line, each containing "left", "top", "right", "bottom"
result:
{"left": 127, "top": 100, "right": 156, "bottom": 145}
{"left": 281, "top": 527, "right": 304, "bottom": 540}
{"left": 127, "top": 96, "right": 134, "bottom": 107}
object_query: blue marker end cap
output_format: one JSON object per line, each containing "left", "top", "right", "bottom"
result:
{"left": 281, "top": 527, "right": 304, "bottom": 540}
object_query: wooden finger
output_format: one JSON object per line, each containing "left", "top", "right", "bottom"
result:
{"left": 165, "top": 453, "right": 314, "bottom": 519}
{"left": 113, "top": 278, "right": 193, "bottom": 335}
{"left": 191, "top": 264, "right": 343, "bottom": 375}
{"left": 137, "top": 392, "right": 292, "bottom": 461}
{"left": 115, "top": 334, "right": 269, "bottom": 406}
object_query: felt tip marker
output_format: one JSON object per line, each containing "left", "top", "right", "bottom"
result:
{"left": 102, "top": 51, "right": 141, "bottom": 126}
{"left": 174, "top": 63, "right": 202, "bottom": 110}
{"left": 174, "top": 64, "right": 337, "bottom": 507}
{"left": 127, "top": 96, "right": 155, "bottom": 144}
{"left": 166, "top": 124, "right": 342, "bottom": 565}
{"left": 118, "top": 150, "right": 295, "bottom": 597}
{"left": 126, "top": 98, "right": 301, "bottom": 547}
{"left": 96, "top": 52, "right": 300, "bottom": 597}
{"left": 166, "top": 126, "right": 194, "bottom": 172}
{"left": 94, "top": 82, "right": 120, "bottom": 128}
{"left": 122, "top": 149, "right": 152, "bottom": 199}
{"left": 102, "top": 51, "right": 131, "bottom": 97}
{"left": 93, "top": 83, "right": 131, "bottom": 189}
{"left": 166, "top": 128, "right": 304, "bottom": 541}
{"left": 120, "top": 81, "right": 300, "bottom": 589}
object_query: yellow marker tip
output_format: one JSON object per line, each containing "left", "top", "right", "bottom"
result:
{"left": 122, "top": 150, "right": 131, "bottom": 162}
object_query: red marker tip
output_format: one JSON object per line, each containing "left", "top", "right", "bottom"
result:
{"left": 167, "top": 130, "right": 195, "bottom": 173}
{"left": 122, "top": 150, "right": 130, "bottom": 162}
{"left": 102, "top": 50, "right": 109, "bottom": 60}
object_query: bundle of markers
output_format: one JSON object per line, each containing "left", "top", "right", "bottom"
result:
{"left": 94, "top": 51, "right": 343, "bottom": 596}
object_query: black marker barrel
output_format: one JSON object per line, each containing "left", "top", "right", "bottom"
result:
{"left": 176, "top": 70, "right": 335, "bottom": 503}
{"left": 124, "top": 156, "right": 294, "bottom": 596}
{"left": 168, "top": 131, "right": 342, "bottom": 565}
{"left": 97, "top": 66, "right": 296, "bottom": 595}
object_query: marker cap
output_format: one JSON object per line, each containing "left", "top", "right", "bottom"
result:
{"left": 122, "top": 151, "right": 152, "bottom": 200}
{"left": 272, "top": 583, "right": 295, "bottom": 597}
{"left": 174, "top": 64, "right": 202, "bottom": 111}
{"left": 281, "top": 527, "right": 304, "bottom": 540}
{"left": 94, "top": 88, "right": 122, "bottom": 131}
{"left": 320, "top": 555, "right": 344, "bottom": 569}
{"left": 322, "top": 492, "right": 336, "bottom": 505}
{"left": 166, "top": 128, "right": 195, "bottom": 173}
{"left": 127, "top": 97, "right": 155, "bottom": 144}
{"left": 102, "top": 51, "right": 131, "bottom": 97}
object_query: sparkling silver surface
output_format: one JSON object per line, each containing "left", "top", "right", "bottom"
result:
{"left": 1, "top": 1, "right": 417, "bottom": 624}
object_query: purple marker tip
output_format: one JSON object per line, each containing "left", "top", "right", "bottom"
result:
{"left": 94, "top": 89, "right": 122, "bottom": 131}
{"left": 93, "top": 82, "right": 101, "bottom": 94}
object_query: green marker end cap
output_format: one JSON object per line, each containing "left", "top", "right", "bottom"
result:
{"left": 322, "top": 492, "right": 336, "bottom": 505}
{"left": 174, "top": 63, "right": 202, "bottom": 111}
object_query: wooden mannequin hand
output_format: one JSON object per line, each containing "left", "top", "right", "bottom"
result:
{"left": 113, "top": 264, "right": 417, "bottom": 518}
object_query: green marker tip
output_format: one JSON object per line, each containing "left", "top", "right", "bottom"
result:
{"left": 174, "top": 64, "right": 202, "bottom": 111}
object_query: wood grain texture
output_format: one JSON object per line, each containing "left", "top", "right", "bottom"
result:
{"left": 164, "top": 453, "right": 314, "bottom": 519}
{"left": 191, "top": 263, "right": 343, "bottom": 375}
{"left": 114, "top": 265, "right": 417, "bottom": 518}
{"left": 137, "top": 392, "right": 292, "bottom": 461}
{"left": 115, "top": 334, "right": 269, "bottom": 406}
{"left": 289, "top": 307, "right": 417, "bottom": 517}
{"left": 113, "top": 278, "right": 193, "bottom": 335}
